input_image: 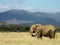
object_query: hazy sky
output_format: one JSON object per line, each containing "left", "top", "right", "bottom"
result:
{"left": 0, "top": 0, "right": 60, "bottom": 12}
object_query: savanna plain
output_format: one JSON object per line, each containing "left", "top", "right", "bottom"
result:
{"left": 0, "top": 32, "right": 60, "bottom": 45}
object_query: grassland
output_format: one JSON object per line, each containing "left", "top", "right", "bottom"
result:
{"left": 0, "top": 32, "right": 60, "bottom": 45}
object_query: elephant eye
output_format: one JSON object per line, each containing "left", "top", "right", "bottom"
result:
{"left": 33, "top": 31, "right": 35, "bottom": 33}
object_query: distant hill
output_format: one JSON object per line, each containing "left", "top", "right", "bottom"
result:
{"left": 0, "top": 9, "right": 60, "bottom": 26}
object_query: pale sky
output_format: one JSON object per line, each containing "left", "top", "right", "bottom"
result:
{"left": 0, "top": 0, "right": 60, "bottom": 12}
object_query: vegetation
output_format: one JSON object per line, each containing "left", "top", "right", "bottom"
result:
{"left": 0, "top": 24, "right": 60, "bottom": 45}
{"left": 0, "top": 32, "right": 60, "bottom": 45}
{"left": 0, "top": 24, "right": 30, "bottom": 32}
{"left": 0, "top": 24, "right": 60, "bottom": 32}
{"left": 56, "top": 28, "right": 60, "bottom": 32}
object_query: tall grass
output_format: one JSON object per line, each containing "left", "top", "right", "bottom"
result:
{"left": 0, "top": 32, "right": 60, "bottom": 45}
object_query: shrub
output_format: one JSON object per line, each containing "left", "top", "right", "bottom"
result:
{"left": 0, "top": 24, "right": 30, "bottom": 32}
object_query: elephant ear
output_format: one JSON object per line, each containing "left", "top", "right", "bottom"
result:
{"left": 35, "top": 25, "right": 41, "bottom": 32}
{"left": 35, "top": 25, "right": 39, "bottom": 29}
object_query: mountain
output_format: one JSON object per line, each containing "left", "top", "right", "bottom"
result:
{"left": 0, "top": 9, "right": 60, "bottom": 26}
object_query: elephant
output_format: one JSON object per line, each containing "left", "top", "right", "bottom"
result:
{"left": 30, "top": 24, "right": 56, "bottom": 39}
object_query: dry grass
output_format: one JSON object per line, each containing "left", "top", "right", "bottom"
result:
{"left": 0, "top": 32, "right": 60, "bottom": 45}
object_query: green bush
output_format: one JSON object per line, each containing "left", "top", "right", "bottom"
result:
{"left": 56, "top": 28, "right": 60, "bottom": 32}
{"left": 0, "top": 24, "right": 30, "bottom": 32}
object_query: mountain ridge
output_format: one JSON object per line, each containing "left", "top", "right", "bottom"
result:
{"left": 0, "top": 9, "right": 60, "bottom": 26}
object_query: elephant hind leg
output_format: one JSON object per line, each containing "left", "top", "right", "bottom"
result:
{"left": 48, "top": 30, "right": 55, "bottom": 39}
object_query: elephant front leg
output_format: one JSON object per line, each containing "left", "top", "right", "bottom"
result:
{"left": 37, "top": 31, "right": 42, "bottom": 39}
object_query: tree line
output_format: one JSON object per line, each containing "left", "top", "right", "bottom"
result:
{"left": 0, "top": 24, "right": 60, "bottom": 32}
{"left": 0, "top": 24, "right": 30, "bottom": 32}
